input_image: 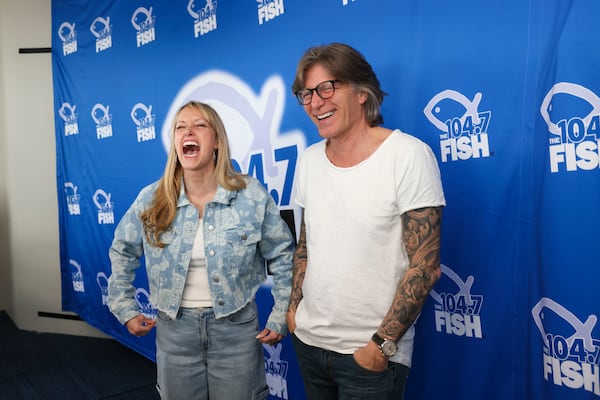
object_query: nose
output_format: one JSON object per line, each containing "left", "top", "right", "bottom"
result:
{"left": 308, "top": 92, "right": 325, "bottom": 108}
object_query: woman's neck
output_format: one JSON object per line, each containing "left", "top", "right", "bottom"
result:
{"left": 183, "top": 170, "right": 218, "bottom": 216}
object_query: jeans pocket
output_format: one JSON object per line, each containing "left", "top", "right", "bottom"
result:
{"left": 253, "top": 384, "right": 269, "bottom": 400}
{"left": 156, "top": 310, "right": 174, "bottom": 326}
{"left": 351, "top": 353, "right": 394, "bottom": 375}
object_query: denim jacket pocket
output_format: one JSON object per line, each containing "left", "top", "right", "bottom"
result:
{"left": 224, "top": 223, "right": 261, "bottom": 267}
{"left": 225, "top": 223, "right": 261, "bottom": 246}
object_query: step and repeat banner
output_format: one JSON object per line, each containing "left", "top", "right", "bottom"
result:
{"left": 52, "top": 1, "right": 600, "bottom": 399}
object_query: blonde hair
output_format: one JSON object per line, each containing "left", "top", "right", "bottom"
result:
{"left": 140, "top": 101, "right": 246, "bottom": 247}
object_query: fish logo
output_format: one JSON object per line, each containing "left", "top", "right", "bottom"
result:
{"left": 58, "top": 103, "right": 77, "bottom": 124}
{"left": 540, "top": 82, "right": 600, "bottom": 137}
{"left": 424, "top": 90, "right": 483, "bottom": 133}
{"left": 91, "top": 103, "right": 111, "bottom": 125}
{"left": 131, "top": 103, "right": 154, "bottom": 127}
{"left": 431, "top": 264, "right": 484, "bottom": 338}
{"left": 97, "top": 272, "right": 109, "bottom": 305}
{"left": 58, "top": 22, "right": 78, "bottom": 55}
{"left": 131, "top": 103, "right": 156, "bottom": 142}
{"left": 64, "top": 182, "right": 80, "bottom": 215}
{"left": 532, "top": 297, "right": 597, "bottom": 354}
{"left": 430, "top": 264, "right": 476, "bottom": 309}
{"left": 58, "top": 22, "right": 76, "bottom": 42}
{"left": 90, "top": 17, "right": 111, "bottom": 39}
{"left": 70, "top": 259, "right": 85, "bottom": 292}
{"left": 264, "top": 343, "right": 289, "bottom": 399}
{"left": 187, "top": 0, "right": 217, "bottom": 20}
{"left": 135, "top": 287, "right": 157, "bottom": 319}
{"left": 131, "top": 7, "right": 154, "bottom": 31}
{"left": 93, "top": 189, "right": 112, "bottom": 213}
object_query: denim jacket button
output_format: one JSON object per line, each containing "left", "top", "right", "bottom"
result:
{"left": 218, "top": 300, "right": 225, "bottom": 306}
{"left": 209, "top": 250, "right": 215, "bottom": 256}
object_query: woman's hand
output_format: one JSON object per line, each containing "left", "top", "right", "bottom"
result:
{"left": 256, "top": 328, "right": 284, "bottom": 346}
{"left": 125, "top": 314, "right": 156, "bottom": 337}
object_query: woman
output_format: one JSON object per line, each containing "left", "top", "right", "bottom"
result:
{"left": 108, "top": 101, "right": 295, "bottom": 399}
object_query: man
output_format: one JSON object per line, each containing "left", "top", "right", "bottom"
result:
{"left": 287, "top": 43, "right": 446, "bottom": 399}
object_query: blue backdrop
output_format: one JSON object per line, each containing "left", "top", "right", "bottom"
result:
{"left": 52, "top": 1, "right": 600, "bottom": 399}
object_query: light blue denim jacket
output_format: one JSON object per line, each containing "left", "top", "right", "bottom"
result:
{"left": 108, "top": 176, "right": 295, "bottom": 335}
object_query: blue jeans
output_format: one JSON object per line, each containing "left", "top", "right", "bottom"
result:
{"left": 292, "top": 334, "right": 409, "bottom": 400}
{"left": 155, "top": 303, "right": 268, "bottom": 400}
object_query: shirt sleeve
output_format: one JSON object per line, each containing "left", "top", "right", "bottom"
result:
{"left": 258, "top": 186, "right": 295, "bottom": 335}
{"left": 395, "top": 140, "right": 446, "bottom": 215}
{"left": 107, "top": 187, "right": 150, "bottom": 325}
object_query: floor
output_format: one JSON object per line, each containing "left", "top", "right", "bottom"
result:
{"left": 0, "top": 310, "right": 159, "bottom": 400}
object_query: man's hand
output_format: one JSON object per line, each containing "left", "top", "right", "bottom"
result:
{"left": 353, "top": 340, "right": 389, "bottom": 372}
{"left": 286, "top": 310, "right": 297, "bottom": 334}
{"left": 125, "top": 314, "right": 156, "bottom": 337}
{"left": 256, "top": 328, "right": 284, "bottom": 345}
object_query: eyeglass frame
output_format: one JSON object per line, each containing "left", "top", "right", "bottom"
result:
{"left": 294, "top": 80, "right": 341, "bottom": 105}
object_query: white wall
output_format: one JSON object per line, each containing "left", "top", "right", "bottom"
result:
{"left": 0, "top": 0, "right": 106, "bottom": 337}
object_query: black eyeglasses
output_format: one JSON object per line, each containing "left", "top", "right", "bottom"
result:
{"left": 294, "top": 80, "right": 340, "bottom": 105}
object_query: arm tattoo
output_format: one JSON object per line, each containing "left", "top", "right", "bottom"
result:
{"left": 288, "top": 213, "right": 307, "bottom": 312}
{"left": 379, "top": 206, "right": 443, "bottom": 340}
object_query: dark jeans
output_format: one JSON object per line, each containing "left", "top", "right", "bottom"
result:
{"left": 292, "top": 334, "right": 409, "bottom": 400}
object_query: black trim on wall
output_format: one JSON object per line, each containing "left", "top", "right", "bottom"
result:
{"left": 18, "top": 47, "right": 52, "bottom": 54}
{"left": 38, "top": 311, "right": 82, "bottom": 321}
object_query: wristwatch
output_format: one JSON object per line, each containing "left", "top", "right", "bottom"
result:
{"left": 371, "top": 332, "right": 397, "bottom": 357}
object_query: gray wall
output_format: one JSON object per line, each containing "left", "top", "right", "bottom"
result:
{"left": 0, "top": 0, "right": 105, "bottom": 337}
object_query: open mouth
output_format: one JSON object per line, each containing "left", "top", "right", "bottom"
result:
{"left": 183, "top": 140, "right": 199, "bottom": 156}
{"left": 316, "top": 111, "right": 334, "bottom": 120}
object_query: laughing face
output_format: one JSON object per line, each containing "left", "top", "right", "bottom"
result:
{"left": 174, "top": 105, "right": 218, "bottom": 173}
{"left": 302, "top": 63, "right": 367, "bottom": 140}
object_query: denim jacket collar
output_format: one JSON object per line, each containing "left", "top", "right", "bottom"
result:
{"left": 176, "top": 180, "right": 239, "bottom": 207}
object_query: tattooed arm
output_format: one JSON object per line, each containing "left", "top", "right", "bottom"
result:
{"left": 354, "top": 206, "right": 442, "bottom": 370}
{"left": 286, "top": 212, "right": 307, "bottom": 333}
{"left": 377, "top": 206, "right": 443, "bottom": 340}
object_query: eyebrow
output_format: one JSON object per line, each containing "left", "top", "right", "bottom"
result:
{"left": 176, "top": 118, "right": 206, "bottom": 124}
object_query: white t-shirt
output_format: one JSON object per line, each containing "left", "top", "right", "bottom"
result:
{"left": 181, "top": 218, "right": 213, "bottom": 308}
{"left": 293, "top": 129, "right": 446, "bottom": 367}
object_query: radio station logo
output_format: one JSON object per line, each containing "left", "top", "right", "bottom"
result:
{"left": 58, "top": 102, "right": 79, "bottom": 136}
{"left": 64, "top": 182, "right": 81, "bottom": 215}
{"left": 161, "top": 70, "right": 307, "bottom": 236}
{"left": 91, "top": 103, "right": 113, "bottom": 140}
{"left": 540, "top": 82, "right": 600, "bottom": 173}
{"left": 135, "top": 288, "right": 157, "bottom": 319}
{"left": 70, "top": 259, "right": 85, "bottom": 293}
{"left": 257, "top": 0, "right": 285, "bottom": 25}
{"left": 424, "top": 89, "right": 492, "bottom": 163}
{"left": 97, "top": 272, "right": 109, "bottom": 305}
{"left": 264, "top": 343, "right": 289, "bottom": 399}
{"left": 187, "top": 0, "right": 217, "bottom": 38}
{"left": 58, "top": 22, "right": 77, "bottom": 56}
{"left": 90, "top": 16, "right": 113, "bottom": 53}
{"left": 532, "top": 297, "right": 600, "bottom": 396}
{"left": 430, "top": 264, "right": 484, "bottom": 338}
{"left": 131, "top": 6, "right": 156, "bottom": 47}
{"left": 131, "top": 103, "right": 156, "bottom": 142}
{"left": 93, "top": 189, "right": 114, "bottom": 224}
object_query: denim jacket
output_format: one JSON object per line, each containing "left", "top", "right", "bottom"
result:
{"left": 108, "top": 176, "right": 295, "bottom": 335}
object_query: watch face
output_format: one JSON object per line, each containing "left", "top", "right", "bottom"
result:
{"left": 381, "top": 340, "right": 397, "bottom": 356}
